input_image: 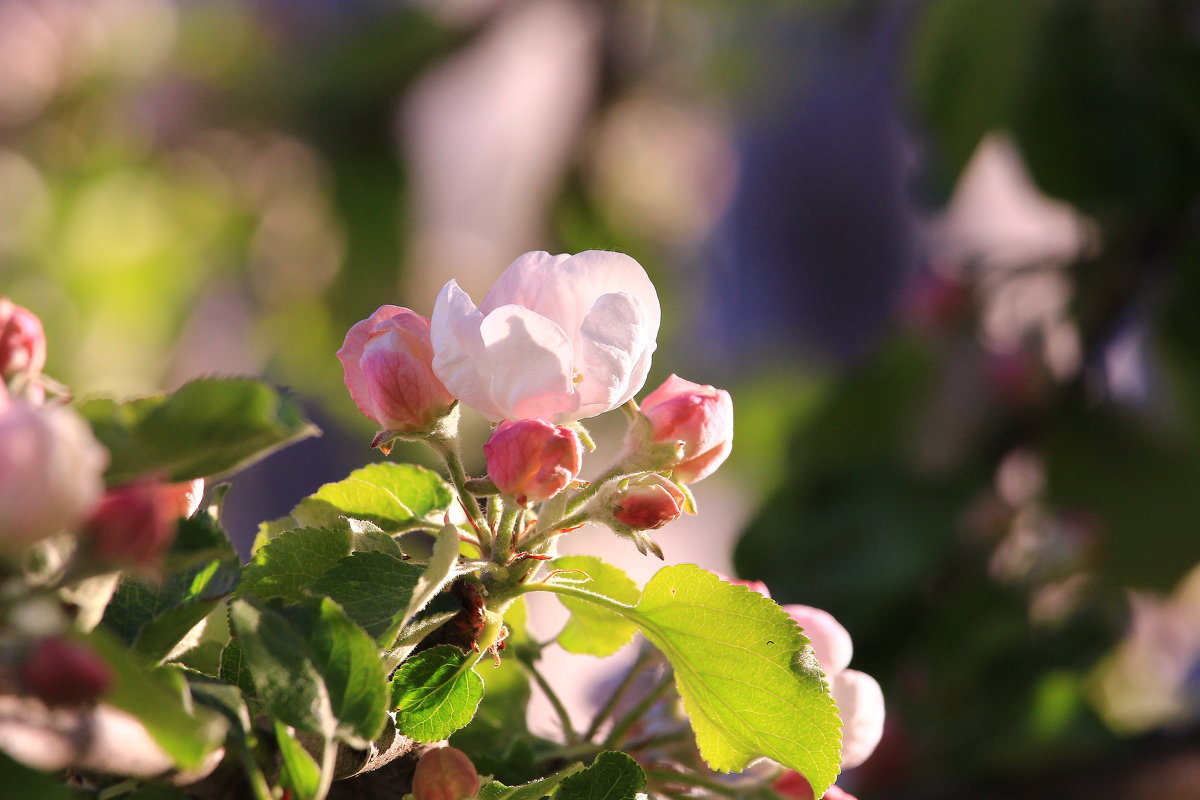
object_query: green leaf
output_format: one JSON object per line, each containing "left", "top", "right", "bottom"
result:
{"left": 274, "top": 719, "right": 322, "bottom": 800}
{"left": 239, "top": 527, "right": 352, "bottom": 602}
{"left": 636, "top": 567, "right": 840, "bottom": 791}
{"left": 549, "top": 556, "right": 640, "bottom": 657}
{"left": 0, "top": 751, "right": 71, "bottom": 800}
{"left": 478, "top": 763, "right": 586, "bottom": 800}
{"left": 310, "top": 551, "right": 424, "bottom": 641}
{"left": 293, "top": 462, "right": 451, "bottom": 531}
{"left": 536, "top": 566, "right": 843, "bottom": 795}
{"left": 84, "top": 632, "right": 226, "bottom": 770}
{"left": 558, "top": 751, "right": 645, "bottom": 800}
{"left": 228, "top": 600, "right": 334, "bottom": 737}
{"left": 286, "top": 598, "right": 390, "bottom": 743}
{"left": 390, "top": 644, "right": 483, "bottom": 742}
{"left": 398, "top": 523, "right": 462, "bottom": 631}
{"left": 77, "top": 377, "right": 319, "bottom": 485}
{"left": 102, "top": 519, "right": 240, "bottom": 665}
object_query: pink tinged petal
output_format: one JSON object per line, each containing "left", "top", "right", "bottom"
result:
{"left": 337, "top": 305, "right": 409, "bottom": 423}
{"left": 783, "top": 605, "right": 854, "bottom": 676}
{"left": 479, "top": 304, "right": 578, "bottom": 422}
{"left": 432, "top": 281, "right": 503, "bottom": 421}
{"left": 558, "top": 251, "right": 661, "bottom": 340}
{"left": 576, "top": 292, "right": 650, "bottom": 415}
{"left": 831, "top": 669, "right": 885, "bottom": 769}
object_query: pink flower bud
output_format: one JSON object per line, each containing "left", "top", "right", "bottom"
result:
{"left": 0, "top": 401, "right": 108, "bottom": 556}
{"left": 831, "top": 669, "right": 885, "bottom": 769}
{"left": 639, "top": 374, "right": 733, "bottom": 483}
{"left": 20, "top": 637, "right": 112, "bottom": 708}
{"left": 783, "top": 605, "right": 854, "bottom": 677}
{"left": 722, "top": 576, "right": 771, "bottom": 598}
{"left": 0, "top": 298, "right": 46, "bottom": 381}
{"left": 412, "top": 746, "right": 480, "bottom": 800}
{"left": 612, "top": 474, "right": 685, "bottom": 531}
{"left": 85, "top": 479, "right": 199, "bottom": 569}
{"left": 338, "top": 306, "right": 456, "bottom": 435}
{"left": 484, "top": 419, "right": 581, "bottom": 506}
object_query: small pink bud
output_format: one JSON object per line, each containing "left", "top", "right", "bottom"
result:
{"left": 485, "top": 420, "right": 581, "bottom": 506}
{"left": 85, "top": 479, "right": 193, "bottom": 568}
{"left": 639, "top": 374, "right": 733, "bottom": 483}
{"left": 412, "top": 746, "right": 480, "bottom": 800}
{"left": 0, "top": 298, "right": 46, "bottom": 382}
{"left": 338, "top": 306, "right": 456, "bottom": 436}
{"left": 20, "top": 637, "right": 112, "bottom": 707}
{"left": 783, "top": 605, "right": 854, "bottom": 677}
{"left": 0, "top": 401, "right": 108, "bottom": 556}
{"left": 612, "top": 474, "right": 685, "bottom": 531}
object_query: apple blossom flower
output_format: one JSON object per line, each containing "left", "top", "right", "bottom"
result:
{"left": 772, "top": 771, "right": 858, "bottom": 800}
{"left": 636, "top": 374, "right": 733, "bottom": 483}
{"left": 610, "top": 474, "right": 686, "bottom": 531}
{"left": 412, "top": 746, "right": 480, "bottom": 800}
{"left": 0, "top": 298, "right": 46, "bottom": 382}
{"left": 779, "top": 604, "right": 884, "bottom": 770}
{"left": 338, "top": 305, "right": 457, "bottom": 436}
{"left": 485, "top": 419, "right": 582, "bottom": 506}
{"left": 431, "top": 250, "right": 660, "bottom": 423}
{"left": 0, "top": 400, "right": 108, "bottom": 557}
{"left": 20, "top": 636, "right": 112, "bottom": 708}
{"left": 830, "top": 669, "right": 885, "bottom": 769}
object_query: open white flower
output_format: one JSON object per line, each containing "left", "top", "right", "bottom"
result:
{"left": 431, "top": 250, "right": 660, "bottom": 422}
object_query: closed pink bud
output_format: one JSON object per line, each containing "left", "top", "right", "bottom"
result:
{"left": 85, "top": 479, "right": 194, "bottom": 568}
{"left": 0, "top": 298, "right": 46, "bottom": 382}
{"left": 20, "top": 637, "right": 112, "bottom": 707}
{"left": 0, "top": 401, "right": 108, "bottom": 556}
{"left": 338, "top": 306, "right": 456, "bottom": 435}
{"left": 485, "top": 419, "right": 581, "bottom": 506}
{"left": 612, "top": 474, "right": 685, "bottom": 531}
{"left": 639, "top": 374, "right": 733, "bottom": 483}
{"left": 412, "top": 746, "right": 480, "bottom": 800}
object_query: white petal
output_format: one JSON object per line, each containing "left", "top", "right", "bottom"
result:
{"left": 831, "top": 669, "right": 885, "bottom": 769}
{"left": 561, "top": 251, "right": 661, "bottom": 342}
{"left": 479, "top": 304, "right": 579, "bottom": 421}
{"left": 575, "top": 292, "right": 650, "bottom": 416}
{"left": 431, "top": 280, "right": 504, "bottom": 420}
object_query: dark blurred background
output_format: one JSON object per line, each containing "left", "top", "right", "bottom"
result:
{"left": 3, "top": 1, "right": 1200, "bottom": 797}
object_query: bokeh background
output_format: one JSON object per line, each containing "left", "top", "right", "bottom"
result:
{"left": 4, "top": 1, "right": 1200, "bottom": 797}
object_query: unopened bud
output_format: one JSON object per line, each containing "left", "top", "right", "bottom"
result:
{"left": 338, "top": 306, "right": 457, "bottom": 438}
{"left": 0, "top": 298, "right": 46, "bottom": 383}
{"left": 625, "top": 374, "right": 733, "bottom": 484}
{"left": 610, "top": 474, "right": 685, "bottom": 532}
{"left": 84, "top": 479, "right": 199, "bottom": 568}
{"left": 0, "top": 401, "right": 108, "bottom": 556}
{"left": 484, "top": 419, "right": 581, "bottom": 506}
{"left": 412, "top": 746, "right": 480, "bottom": 800}
{"left": 20, "top": 637, "right": 112, "bottom": 707}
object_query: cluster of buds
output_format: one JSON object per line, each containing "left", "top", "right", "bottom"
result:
{"left": 338, "top": 251, "right": 734, "bottom": 559}
{"left": 0, "top": 298, "right": 204, "bottom": 569}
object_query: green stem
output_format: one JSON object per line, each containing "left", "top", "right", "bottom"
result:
{"left": 602, "top": 669, "right": 674, "bottom": 750}
{"left": 584, "top": 647, "right": 654, "bottom": 742}
{"left": 563, "top": 466, "right": 624, "bottom": 518}
{"left": 432, "top": 439, "right": 491, "bottom": 552}
{"left": 494, "top": 503, "right": 521, "bottom": 563}
{"left": 518, "top": 509, "right": 592, "bottom": 553}
{"left": 315, "top": 735, "right": 337, "bottom": 800}
{"left": 518, "top": 581, "right": 635, "bottom": 616}
{"left": 643, "top": 769, "right": 738, "bottom": 798}
{"left": 518, "top": 655, "right": 580, "bottom": 745}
